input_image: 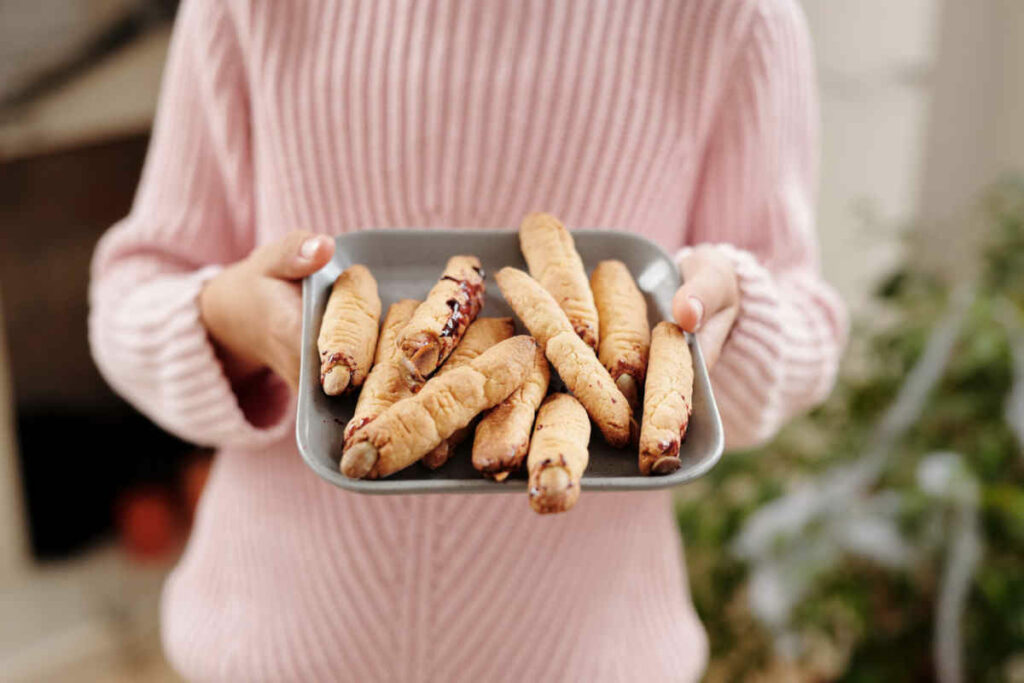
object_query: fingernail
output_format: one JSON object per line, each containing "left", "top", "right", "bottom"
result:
{"left": 299, "top": 236, "right": 322, "bottom": 260}
{"left": 689, "top": 297, "right": 705, "bottom": 330}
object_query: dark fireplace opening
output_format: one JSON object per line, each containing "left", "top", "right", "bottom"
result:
{"left": 2, "top": 134, "right": 201, "bottom": 561}
{"left": 16, "top": 409, "right": 191, "bottom": 559}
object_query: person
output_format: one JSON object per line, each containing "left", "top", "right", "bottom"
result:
{"left": 89, "top": 0, "right": 847, "bottom": 680}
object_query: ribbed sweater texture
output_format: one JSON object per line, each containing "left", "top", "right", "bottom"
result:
{"left": 88, "top": 0, "right": 847, "bottom": 680}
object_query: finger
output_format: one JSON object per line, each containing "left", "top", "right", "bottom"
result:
{"left": 672, "top": 251, "right": 738, "bottom": 333}
{"left": 253, "top": 231, "right": 335, "bottom": 280}
{"left": 696, "top": 310, "right": 736, "bottom": 370}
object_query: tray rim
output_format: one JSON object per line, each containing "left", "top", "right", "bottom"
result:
{"left": 296, "top": 227, "right": 725, "bottom": 495}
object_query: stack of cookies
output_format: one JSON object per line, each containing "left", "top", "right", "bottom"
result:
{"left": 317, "top": 213, "right": 694, "bottom": 514}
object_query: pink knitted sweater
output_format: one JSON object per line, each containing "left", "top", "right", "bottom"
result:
{"left": 89, "top": 0, "right": 846, "bottom": 680}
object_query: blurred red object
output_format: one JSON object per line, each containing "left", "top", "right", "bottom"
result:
{"left": 115, "top": 487, "right": 183, "bottom": 561}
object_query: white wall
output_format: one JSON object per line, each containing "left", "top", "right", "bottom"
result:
{"left": 0, "top": 0, "right": 134, "bottom": 101}
{"left": 994, "top": 0, "right": 1024, "bottom": 173}
{"left": 919, "top": 0, "right": 1024, "bottom": 211}
{"left": 805, "top": 0, "right": 1024, "bottom": 302}
{"left": 800, "top": 0, "right": 941, "bottom": 312}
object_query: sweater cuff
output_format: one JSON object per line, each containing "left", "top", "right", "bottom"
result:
{"left": 94, "top": 265, "right": 295, "bottom": 450}
{"left": 674, "top": 244, "right": 786, "bottom": 448}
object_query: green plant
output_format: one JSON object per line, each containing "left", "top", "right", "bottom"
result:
{"left": 678, "top": 181, "right": 1024, "bottom": 682}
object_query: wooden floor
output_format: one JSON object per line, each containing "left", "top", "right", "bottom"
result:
{"left": 0, "top": 545, "right": 180, "bottom": 683}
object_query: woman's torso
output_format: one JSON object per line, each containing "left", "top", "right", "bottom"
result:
{"left": 163, "top": 0, "right": 747, "bottom": 679}
{"left": 240, "top": 0, "right": 735, "bottom": 243}
{"left": 165, "top": 444, "right": 706, "bottom": 681}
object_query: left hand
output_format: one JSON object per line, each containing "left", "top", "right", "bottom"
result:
{"left": 199, "top": 231, "right": 335, "bottom": 393}
{"left": 672, "top": 245, "right": 740, "bottom": 370}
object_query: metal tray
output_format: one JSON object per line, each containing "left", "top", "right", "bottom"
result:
{"left": 297, "top": 229, "right": 723, "bottom": 494}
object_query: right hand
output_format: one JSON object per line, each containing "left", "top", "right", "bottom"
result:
{"left": 199, "top": 231, "right": 335, "bottom": 391}
{"left": 671, "top": 245, "right": 740, "bottom": 371}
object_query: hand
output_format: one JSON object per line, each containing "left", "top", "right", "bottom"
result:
{"left": 200, "top": 231, "right": 335, "bottom": 392}
{"left": 671, "top": 245, "right": 740, "bottom": 370}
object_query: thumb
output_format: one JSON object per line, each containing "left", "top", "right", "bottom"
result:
{"left": 253, "top": 231, "right": 335, "bottom": 280}
{"left": 671, "top": 248, "right": 738, "bottom": 333}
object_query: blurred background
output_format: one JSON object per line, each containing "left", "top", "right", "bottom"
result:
{"left": 0, "top": 0, "right": 1022, "bottom": 681}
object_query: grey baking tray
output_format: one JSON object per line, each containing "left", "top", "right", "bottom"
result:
{"left": 297, "top": 228, "right": 723, "bottom": 494}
